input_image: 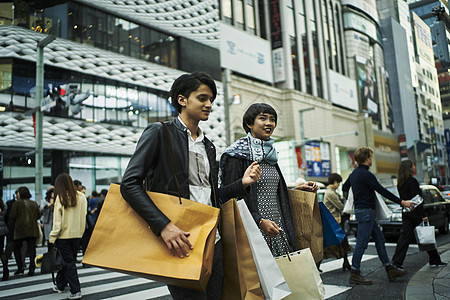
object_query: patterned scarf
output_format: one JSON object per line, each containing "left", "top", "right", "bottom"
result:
{"left": 221, "top": 132, "right": 278, "bottom": 166}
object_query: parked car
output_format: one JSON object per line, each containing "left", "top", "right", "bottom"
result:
{"left": 347, "top": 185, "right": 450, "bottom": 239}
{"left": 441, "top": 190, "right": 450, "bottom": 201}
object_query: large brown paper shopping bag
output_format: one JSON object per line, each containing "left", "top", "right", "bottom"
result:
{"left": 221, "top": 199, "right": 264, "bottom": 300}
{"left": 82, "top": 183, "right": 220, "bottom": 290}
{"left": 289, "top": 190, "right": 323, "bottom": 263}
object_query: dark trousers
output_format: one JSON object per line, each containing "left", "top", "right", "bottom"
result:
{"left": 14, "top": 237, "right": 36, "bottom": 272}
{"left": 55, "top": 238, "right": 81, "bottom": 294}
{"left": 168, "top": 240, "right": 224, "bottom": 300}
{"left": 392, "top": 213, "right": 442, "bottom": 266}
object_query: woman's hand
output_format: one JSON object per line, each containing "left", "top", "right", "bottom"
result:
{"left": 422, "top": 217, "right": 429, "bottom": 222}
{"left": 242, "top": 161, "right": 261, "bottom": 188}
{"left": 294, "top": 181, "right": 318, "bottom": 192}
{"left": 258, "top": 218, "right": 280, "bottom": 237}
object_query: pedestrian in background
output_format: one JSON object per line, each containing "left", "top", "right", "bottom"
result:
{"left": 343, "top": 147, "right": 415, "bottom": 285}
{"left": 323, "top": 173, "right": 352, "bottom": 271}
{"left": 391, "top": 159, "right": 447, "bottom": 269}
{"left": 219, "top": 103, "right": 317, "bottom": 257}
{"left": 49, "top": 173, "right": 87, "bottom": 300}
{"left": 40, "top": 187, "right": 55, "bottom": 247}
{"left": 10, "top": 186, "right": 40, "bottom": 276}
{"left": 0, "top": 189, "right": 8, "bottom": 280}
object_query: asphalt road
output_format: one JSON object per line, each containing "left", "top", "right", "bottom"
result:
{"left": 322, "top": 229, "right": 450, "bottom": 300}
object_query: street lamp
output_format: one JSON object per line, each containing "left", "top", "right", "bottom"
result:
{"left": 35, "top": 35, "right": 55, "bottom": 204}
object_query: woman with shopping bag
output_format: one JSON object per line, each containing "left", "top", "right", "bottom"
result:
{"left": 219, "top": 103, "right": 318, "bottom": 256}
{"left": 391, "top": 159, "right": 447, "bottom": 269}
{"left": 322, "top": 173, "right": 352, "bottom": 271}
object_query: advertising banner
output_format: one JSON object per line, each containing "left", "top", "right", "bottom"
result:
{"left": 306, "top": 141, "right": 331, "bottom": 177}
{"left": 328, "top": 70, "right": 358, "bottom": 111}
{"left": 412, "top": 12, "right": 434, "bottom": 66}
{"left": 356, "top": 56, "right": 380, "bottom": 123}
{"left": 220, "top": 23, "right": 273, "bottom": 82}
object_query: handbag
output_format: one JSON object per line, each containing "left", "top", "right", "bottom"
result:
{"left": 288, "top": 190, "right": 324, "bottom": 263}
{"left": 275, "top": 248, "right": 325, "bottom": 300}
{"left": 40, "top": 247, "right": 65, "bottom": 274}
{"left": 318, "top": 202, "right": 346, "bottom": 247}
{"left": 82, "top": 122, "right": 220, "bottom": 290}
{"left": 221, "top": 199, "right": 264, "bottom": 300}
{"left": 236, "top": 200, "right": 291, "bottom": 300}
{"left": 414, "top": 221, "right": 437, "bottom": 251}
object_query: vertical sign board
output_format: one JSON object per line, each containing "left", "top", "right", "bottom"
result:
{"left": 306, "top": 141, "right": 331, "bottom": 177}
{"left": 445, "top": 129, "right": 450, "bottom": 168}
{"left": 398, "top": 134, "right": 408, "bottom": 159}
{"left": 269, "top": 0, "right": 285, "bottom": 83}
{"left": 269, "top": 0, "right": 282, "bottom": 49}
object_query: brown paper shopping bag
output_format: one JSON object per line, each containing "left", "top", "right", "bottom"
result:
{"left": 289, "top": 190, "right": 323, "bottom": 263}
{"left": 221, "top": 199, "right": 264, "bottom": 300}
{"left": 82, "top": 183, "right": 220, "bottom": 290}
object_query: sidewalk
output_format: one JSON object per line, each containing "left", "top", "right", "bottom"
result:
{"left": 405, "top": 243, "right": 450, "bottom": 299}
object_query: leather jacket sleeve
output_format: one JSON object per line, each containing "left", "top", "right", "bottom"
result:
{"left": 120, "top": 123, "right": 171, "bottom": 236}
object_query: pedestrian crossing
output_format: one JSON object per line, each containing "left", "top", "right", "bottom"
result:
{"left": 0, "top": 246, "right": 381, "bottom": 299}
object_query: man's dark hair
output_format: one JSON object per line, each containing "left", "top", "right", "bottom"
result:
{"left": 92, "top": 191, "right": 99, "bottom": 198}
{"left": 328, "top": 173, "right": 343, "bottom": 185}
{"left": 73, "top": 179, "right": 82, "bottom": 188}
{"left": 100, "top": 189, "right": 108, "bottom": 197}
{"left": 18, "top": 186, "right": 32, "bottom": 199}
{"left": 242, "top": 103, "right": 278, "bottom": 133}
{"left": 169, "top": 72, "right": 217, "bottom": 113}
{"left": 354, "top": 146, "right": 374, "bottom": 165}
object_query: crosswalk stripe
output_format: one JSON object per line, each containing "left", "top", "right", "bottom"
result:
{"left": 108, "top": 286, "right": 170, "bottom": 300}
{"left": 0, "top": 247, "right": 389, "bottom": 299}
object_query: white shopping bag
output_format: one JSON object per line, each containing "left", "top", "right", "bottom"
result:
{"left": 375, "top": 195, "right": 392, "bottom": 221}
{"left": 236, "top": 200, "right": 291, "bottom": 300}
{"left": 414, "top": 221, "right": 436, "bottom": 246}
{"left": 276, "top": 248, "right": 325, "bottom": 300}
{"left": 343, "top": 189, "right": 354, "bottom": 214}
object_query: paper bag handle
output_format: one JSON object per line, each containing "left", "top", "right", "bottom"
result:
{"left": 160, "top": 122, "right": 182, "bottom": 205}
{"left": 269, "top": 229, "right": 292, "bottom": 261}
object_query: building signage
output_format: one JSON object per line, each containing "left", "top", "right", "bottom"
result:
{"left": 269, "top": 0, "right": 282, "bottom": 49}
{"left": 342, "top": 0, "right": 379, "bottom": 23}
{"left": 220, "top": 23, "right": 273, "bottom": 82}
{"left": 412, "top": 12, "right": 434, "bottom": 66}
{"left": 343, "top": 12, "right": 378, "bottom": 42}
{"left": 272, "top": 48, "right": 286, "bottom": 82}
{"left": 305, "top": 141, "right": 331, "bottom": 178}
{"left": 328, "top": 70, "right": 358, "bottom": 111}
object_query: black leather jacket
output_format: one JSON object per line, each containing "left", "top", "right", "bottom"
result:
{"left": 120, "top": 118, "right": 220, "bottom": 236}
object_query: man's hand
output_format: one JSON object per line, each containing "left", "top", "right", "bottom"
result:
{"left": 401, "top": 200, "right": 415, "bottom": 210}
{"left": 160, "top": 222, "right": 193, "bottom": 258}
{"left": 294, "top": 181, "right": 319, "bottom": 192}
{"left": 242, "top": 161, "right": 261, "bottom": 188}
{"left": 258, "top": 218, "right": 280, "bottom": 237}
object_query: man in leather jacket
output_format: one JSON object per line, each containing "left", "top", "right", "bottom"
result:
{"left": 120, "top": 72, "right": 260, "bottom": 299}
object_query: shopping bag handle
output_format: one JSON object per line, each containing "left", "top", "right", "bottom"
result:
{"left": 269, "top": 229, "right": 292, "bottom": 262}
{"left": 160, "top": 122, "right": 182, "bottom": 205}
{"left": 421, "top": 220, "right": 430, "bottom": 227}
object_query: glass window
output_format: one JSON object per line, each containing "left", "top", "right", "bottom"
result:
{"left": 236, "top": 0, "right": 245, "bottom": 29}
{"left": 246, "top": 0, "right": 256, "bottom": 34}
{"left": 222, "top": 0, "right": 233, "bottom": 24}
{"left": 258, "top": 0, "right": 266, "bottom": 39}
